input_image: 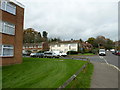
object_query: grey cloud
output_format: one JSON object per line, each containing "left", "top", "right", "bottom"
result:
{"left": 19, "top": 0, "right": 118, "bottom": 41}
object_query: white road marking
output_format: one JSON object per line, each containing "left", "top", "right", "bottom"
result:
{"left": 103, "top": 58, "right": 109, "bottom": 64}
{"left": 109, "top": 64, "right": 120, "bottom": 72}
{"left": 99, "top": 56, "right": 120, "bottom": 72}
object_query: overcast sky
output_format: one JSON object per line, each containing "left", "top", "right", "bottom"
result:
{"left": 19, "top": 0, "right": 118, "bottom": 41}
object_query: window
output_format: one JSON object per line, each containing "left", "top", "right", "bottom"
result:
{"left": 6, "top": 2, "right": 16, "bottom": 15}
{"left": 29, "top": 46, "right": 33, "bottom": 48}
{"left": 55, "top": 45, "right": 57, "bottom": 47}
{"left": 64, "top": 44, "right": 68, "bottom": 47}
{"left": 0, "top": 1, "right": 16, "bottom": 15}
{"left": 57, "top": 44, "right": 61, "bottom": 47}
{"left": 71, "top": 44, "right": 76, "bottom": 47}
{"left": 71, "top": 49, "right": 76, "bottom": 51}
{"left": 0, "top": 21, "right": 15, "bottom": 35}
{"left": 38, "top": 45, "right": 42, "bottom": 48}
{"left": 0, "top": 44, "right": 14, "bottom": 57}
{"left": 0, "top": 21, "right": 2, "bottom": 32}
{"left": 0, "top": 45, "right": 2, "bottom": 56}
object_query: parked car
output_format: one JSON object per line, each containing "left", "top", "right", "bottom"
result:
{"left": 115, "top": 50, "right": 120, "bottom": 56}
{"left": 110, "top": 49, "right": 115, "bottom": 52}
{"left": 30, "top": 53, "right": 37, "bottom": 57}
{"left": 36, "top": 53, "right": 44, "bottom": 58}
{"left": 112, "top": 50, "right": 117, "bottom": 54}
{"left": 52, "top": 51, "right": 67, "bottom": 57}
{"left": 44, "top": 51, "right": 60, "bottom": 58}
{"left": 22, "top": 50, "right": 32, "bottom": 56}
{"left": 30, "top": 53, "right": 44, "bottom": 58}
{"left": 99, "top": 49, "right": 106, "bottom": 56}
{"left": 60, "top": 51, "right": 67, "bottom": 57}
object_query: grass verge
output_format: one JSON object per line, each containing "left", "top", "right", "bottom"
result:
{"left": 3, "top": 57, "right": 88, "bottom": 88}
{"left": 66, "top": 63, "right": 94, "bottom": 88}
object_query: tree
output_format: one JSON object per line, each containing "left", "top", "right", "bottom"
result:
{"left": 104, "top": 39, "right": 114, "bottom": 50}
{"left": 23, "top": 28, "right": 43, "bottom": 43}
{"left": 42, "top": 31, "right": 48, "bottom": 41}
{"left": 48, "top": 37, "right": 62, "bottom": 42}
{"left": 86, "top": 37, "right": 98, "bottom": 48}
{"left": 79, "top": 38, "right": 83, "bottom": 42}
{"left": 86, "top": 36, "right": 114, "bottom": 49}
{"left": 43, "top": 31, "right": 48, "bottom": 39}
{"left": 87, "top": 37, "right": 95, "bottom": 44}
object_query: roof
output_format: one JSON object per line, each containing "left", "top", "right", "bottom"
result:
{"left": 23, "top": 42, "right": 48, "bottom": 46}
{"left": 50, "top": 40, "right": 81, "bottom": 45}
{"left": 23, "top": 43, "right": 42, "bottom": 46}
{"left": 7, "top": 0, "right": 25, "bottom": 8}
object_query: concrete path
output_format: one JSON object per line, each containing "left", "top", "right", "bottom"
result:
{"left": 91, "top": 61, "right": 119, "bottom": 88}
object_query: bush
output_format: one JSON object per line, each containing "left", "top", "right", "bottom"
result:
{"left": 84, "top": 49, "right": 92, "bottom": 53}
{"left": 67, "top": 51, "right": 78, "bottom": 55}
{"left": 37, "top": 50, "right": 45, "bottom": 53}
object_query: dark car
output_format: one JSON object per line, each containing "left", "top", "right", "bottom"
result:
{"left": 36, "top": 53, "right": 44, "bottom": 58}
{"left": 112, "top": 50, "right": 117, "bottom": 54}
{"left": 115, "top": 51, "right": 120, "bottom": 56}
{"left": 30, "top": 53, "right": 44, "bottom": 58}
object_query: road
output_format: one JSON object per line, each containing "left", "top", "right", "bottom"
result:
{"left": 65, "top": 51, "right": 119, "bottom": 69}
{"left": 88, "top": 51, "right": 119, "bottom": 68}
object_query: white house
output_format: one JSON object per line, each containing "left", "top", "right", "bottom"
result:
{"left": 49, "top": 40, "right": 82, "bottom": 53}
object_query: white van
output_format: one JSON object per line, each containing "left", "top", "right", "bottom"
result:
{"left": 99, "top": 49, "right": 106, "bottom": 56}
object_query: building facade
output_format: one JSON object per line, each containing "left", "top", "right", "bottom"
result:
{"left": 23, "top": 42, "right": 49, "bottom": 53}
{"left": 50, "top": 40, "right": 93, "bottom": 53}
{"left": 0, "top": 0, "right": 24, "bottom": 66}
{"left": 50, "top": 40, "right": 82, "bottom": 53}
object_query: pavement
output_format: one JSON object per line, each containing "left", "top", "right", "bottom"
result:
{"left": 91, "top": 61, "right": 119, "bottom": 88}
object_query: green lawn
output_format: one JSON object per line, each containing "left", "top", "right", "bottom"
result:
{"left": 66, "top": 63, "right": 94, "bottom": 88}
{"left": 2, "top": 58, "right": 88, "bottom": 88}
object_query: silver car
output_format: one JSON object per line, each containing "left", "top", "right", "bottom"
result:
{"left": 44, "top": 51, "right": 59, "bottom": 58}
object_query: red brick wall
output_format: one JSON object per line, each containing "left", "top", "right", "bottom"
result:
{"left": 0, "top": 5, "right": 24, "bottom": 66}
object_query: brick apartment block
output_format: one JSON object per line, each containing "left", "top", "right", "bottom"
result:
{"left": 0, "top": 0, "right": 24, "bottom": 66}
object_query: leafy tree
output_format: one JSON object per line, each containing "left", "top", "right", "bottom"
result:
{"left": 43, "top": 31, "right": 48, "bottom": 38}
{"left": 86, "top": 37, "right": 98, "bottom": 48}
{"left": 49, "top": 37, "right": 61, "bottom": 42}
{"left": 79, "top": 38, "right": 83, "bottom": 42}
{"left": 23, "top": 28, "right": 45, "bottom": 43}
{"left": 42, "top": 31, "right": 48, "bottom": 41}
{"left": 104, "top": 39, "right": 114, "bottom": 50}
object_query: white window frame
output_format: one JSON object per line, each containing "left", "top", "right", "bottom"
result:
{"left": 0, "top": 44, "right": 14, "bottom": 57}
{"left": 70, "top": 43, "right": 77, "bottom": 47}
{"left": 0, "top": 1, "right": 16, "bottom": 15}
{"left": 64, "top": 44, "right": 68, "bottom": 47}
{"left": 0, "top": 20, "right": 2, "bottom": 33}
{"left": 38, "top": 45, "right": 42, "bottom": 48}
{"left": 1, "top": 21, "right": 15, "bottom": 35}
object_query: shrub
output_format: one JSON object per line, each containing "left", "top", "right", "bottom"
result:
{"left": 67, "top": 51, "right": 78, "bottom": 55}
{"left": 37, "top": 50, "right": 45, "bottom": 53}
